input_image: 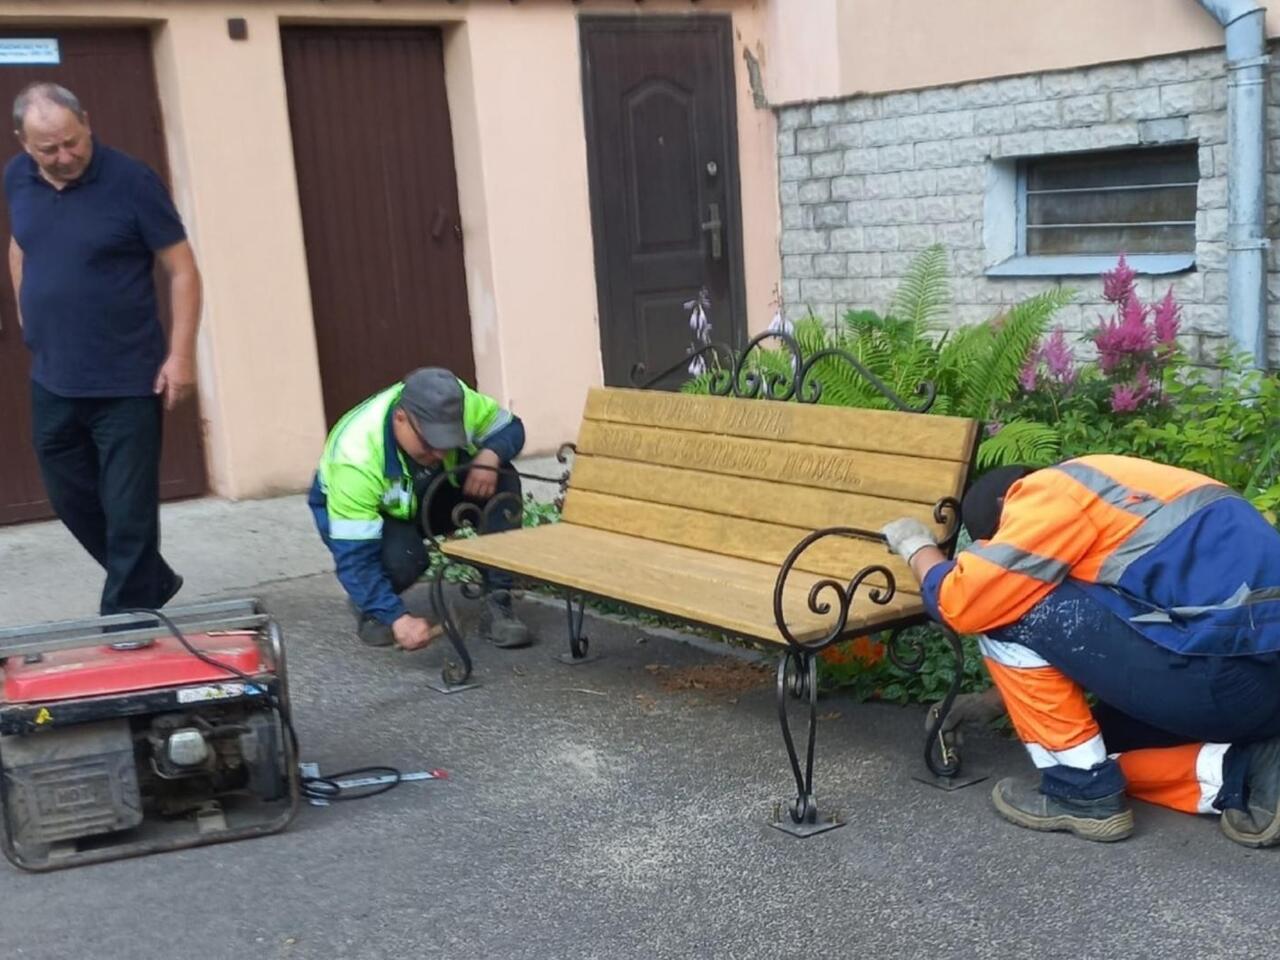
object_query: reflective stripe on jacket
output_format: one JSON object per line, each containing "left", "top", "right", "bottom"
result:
{"left": 921, "top": 454, "right": 1280, "bottom": 656}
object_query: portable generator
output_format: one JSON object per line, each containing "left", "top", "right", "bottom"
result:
{"left": 0, "top": 599, "right": 299, "bottom": 871}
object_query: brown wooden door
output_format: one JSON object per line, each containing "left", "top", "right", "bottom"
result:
{"left": 581, "top": 16, "right": 748, "bottom": 388}
{"left": 0, "top": 27, "right": 206, "bottom": 526}
{"left": 282, "top": 27, "right": 475, "bottom": 426}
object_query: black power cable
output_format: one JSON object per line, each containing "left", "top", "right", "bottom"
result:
{"left": 123, "top": 607, "right": 403, "bottom": 803}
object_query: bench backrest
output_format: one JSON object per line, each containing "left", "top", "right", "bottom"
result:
{"left": 561, "top": 388, "right": 979, "bottom": 592}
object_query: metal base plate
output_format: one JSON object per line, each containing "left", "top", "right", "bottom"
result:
{"left": 768, "top": 814, "right": 845, "bottom": 838}
{"left": 423, "top": 679, "right": 481, "bottom": 695}
{"left": 554, "top": 651, "right": 600, "bottom": 666}
{"left": 911, "top": 770, "right": 989, "bottom": 791}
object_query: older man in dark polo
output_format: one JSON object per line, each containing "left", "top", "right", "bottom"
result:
{"left": 4, "top": 82, "right": 202, "bottom": 614}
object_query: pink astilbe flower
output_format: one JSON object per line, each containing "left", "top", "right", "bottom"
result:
{"left": 1133, "top": 365, "right": 1154, "bottom": 403}
{"left": 1109, "top": 382, "right": 1141, "bottom": 413}
{"left": 1018, "top": 351, "right": 1040, "bottom": 392}
{"left": 1102, "top": 253, "right": 1137, "bottom": 305}
{"left": 1080, "top": 257, "right": 1184, "bottom": 416}
{"left": 1110, "top": 367, "right": 1155, "bottom": 413}
{"left": 1152, "top": 286, "right": 1181, "bottom": 352}
{"left": 1095, "top": 296, "right": 1155, "bottom": 374}
{"left": 1041, "top": 326, "right": 1078, "bottom": 385}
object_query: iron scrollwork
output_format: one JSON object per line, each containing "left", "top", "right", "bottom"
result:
{"left": 772, "top": 527, "right": 898, "bottom": 653}
{"left": 879, "top": 624, "right": 964, "bottom": 778}
{"left": 775, "top": 649, "right": 829, "bottom": 832}
{"left": 554, "top": 442, "right": 576, "bottom": 512}
{"left": 921, "top": 628, "right": 967, "bottom": 779}
{"left": 773, "top": 507, "right": 973, "bottom": 782}
{"left": 418, "top": 460, "right": 568, "bottom": 689}
{"left": 933, "top": 496, "right": 963, "bottom": 554}
{"left": 419, "top": 463, "right": 527, "bottom": 541}
{"left": 630, "top": 330, "right": 936, "bottom": 414}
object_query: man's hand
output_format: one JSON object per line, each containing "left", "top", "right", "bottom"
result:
{"left": 926, "top": 688, "right": 1006, "bottom": 742}
{"left": 155, "top": 240, "right": 202, "bottom": 410}
{"left": 391, "top": 614, "right": 441, "bottom": 651}
{"left": 9, "top": 236, "right": 24, "bottom": 328}
{"left": 880, "top": 517, "right": 936, "bottom": 563}
{"left": 462, "top": 448, "right": 501, "bottom": 501}
{"left": 154, "top": 353, "right": 196, "bottom": 410}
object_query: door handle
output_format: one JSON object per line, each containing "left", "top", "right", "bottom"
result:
{"left": 701, "top": 202, "right": 723, "bottom": 261}
{"left": 430, "top": 206, "right": 447, "bottom": 240}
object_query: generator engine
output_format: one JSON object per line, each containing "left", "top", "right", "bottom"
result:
{"left": 0, "top": 600, "right": 298, "bottom": 871}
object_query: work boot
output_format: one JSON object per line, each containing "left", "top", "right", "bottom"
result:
{"left": 991, "top": 777, "right": 1134, "bottom": 842}
{"left": 1220, "top": 737, "right": 1280, "bottom": 849}
{"left": 478, "top": 590, "right": 532, "bottom": 649}
{"left": 349, "top": 600, "right": 394, "bottom": 648}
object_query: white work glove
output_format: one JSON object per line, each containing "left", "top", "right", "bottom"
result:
{"left": 880, "top": 517, "right": 936, "bottom": 563}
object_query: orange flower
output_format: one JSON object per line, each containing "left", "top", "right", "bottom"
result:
{"left": 849, "top": 635, "right": 886, "bottom": 666}
{"left": 818, "top": 644, "right": 853, "bottom": 665}
{"left": 818, "top": 636, "right": 885, "bottom": 666}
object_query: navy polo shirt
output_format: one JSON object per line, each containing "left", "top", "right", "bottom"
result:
{"left": 3, "top": 141, "right": 187, "bottom": 397}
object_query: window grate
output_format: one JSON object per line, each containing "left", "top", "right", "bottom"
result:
{"left": 1017, "top": 145, "right": 1199, "bottom": 257}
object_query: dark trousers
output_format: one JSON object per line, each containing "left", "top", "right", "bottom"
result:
{"left": 991, "top": 580, "right": 1280, "bottom": 805}
{"left": 379, "top": 459, "right": 523, "bottom": 592}
{"left": 992, "top": 581, "right": 1280, "bottom": 747}
{"left": 30, "top": 381, "right": 177, "bottom": 615}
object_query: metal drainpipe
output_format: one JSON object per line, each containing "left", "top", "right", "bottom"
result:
{"left": 1196, "top": 0, "right": 1270, "bottom": 368}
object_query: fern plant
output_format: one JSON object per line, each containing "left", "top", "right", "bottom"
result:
{"left": 934, "top": 287, "right": 1076, "bottom": 421}
{"left": 889, "top": 243, "right": 951, "bottom": 332}
{"left": 975, "top": 419, "right": 1062, "bottom": 469}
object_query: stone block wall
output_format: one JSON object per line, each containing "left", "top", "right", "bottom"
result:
{"left": 776, "top": 49, "right": 1280, "bottom": 366}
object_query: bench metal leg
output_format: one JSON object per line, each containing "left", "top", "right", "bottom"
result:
{"left": 425, "top": 572, "right": 480, "bottom": 694}
{"left": 554, "top": 593, "right": 599, "bottom": 665}
{"left": 904, "top": 626, "right": 988, "bottom": 791}
{"left": 770, "top": 650, "right": 844, "bottom": 837}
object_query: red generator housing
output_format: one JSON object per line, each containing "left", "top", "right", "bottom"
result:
{"left": 0, "top": 599, "right": 299, "bottom": 871}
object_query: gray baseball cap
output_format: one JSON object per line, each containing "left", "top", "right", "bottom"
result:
{"left": 399, "top": 368, "right": 466, "bottom": 450}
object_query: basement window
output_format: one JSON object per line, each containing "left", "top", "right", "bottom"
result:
{"left": 985, "top": 144, "right": 1199, "bottom": 277}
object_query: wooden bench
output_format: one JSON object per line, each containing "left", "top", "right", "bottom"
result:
{"left": 429, "top": 344, "right": 980, "bottom": 835}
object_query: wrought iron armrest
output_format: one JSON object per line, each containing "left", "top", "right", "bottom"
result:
{"left": 772, "top": 526, "right": 899, "bottom": 653}
{"left": 553, "top": 442, "right": 575, "bottom": 511}
{"left": 415, "top": 453, "right": 573, "bottom": 690}
{"left": 417, "top": 459, "right": 570, "bottom": 542}
{"left": 771, "top": 495, "right": 971, "bottom": 784}
{"left": 933, "top": 496, "right": 963, "bottom": 556}
{"left": 770, "top": 498, "right": 962, "bottom": 650}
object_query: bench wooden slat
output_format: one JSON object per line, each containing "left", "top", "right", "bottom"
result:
{"left": 441, "top": 524, "right": 923, "bottom": 644}
{"left": 434, "top": 386, "right": 977, "bottom": 650}
{"left": 561, "top": 489, "right": 917, "bottom": 588}
{"left": 584, "top": 387, "right": 978, "bottom": 463}
{"left": 574, "top": 420, "right": 964, "bottom": 505}
{"left": 569, "top": 455, "right": 951, "bottom": 538}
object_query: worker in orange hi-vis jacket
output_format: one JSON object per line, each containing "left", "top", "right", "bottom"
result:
{"left": 881, "top": 455, "right": 1280, "bottom": 847}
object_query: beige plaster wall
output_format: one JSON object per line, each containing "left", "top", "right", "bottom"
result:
{"left": 767, "top": 0, "right": 1280, "bottom": 104}
{"left": 153, "top": 9, "right": 327, "bottom": 499}
{"left": 0, "top": 0, "right": 778, "bottom": 499}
